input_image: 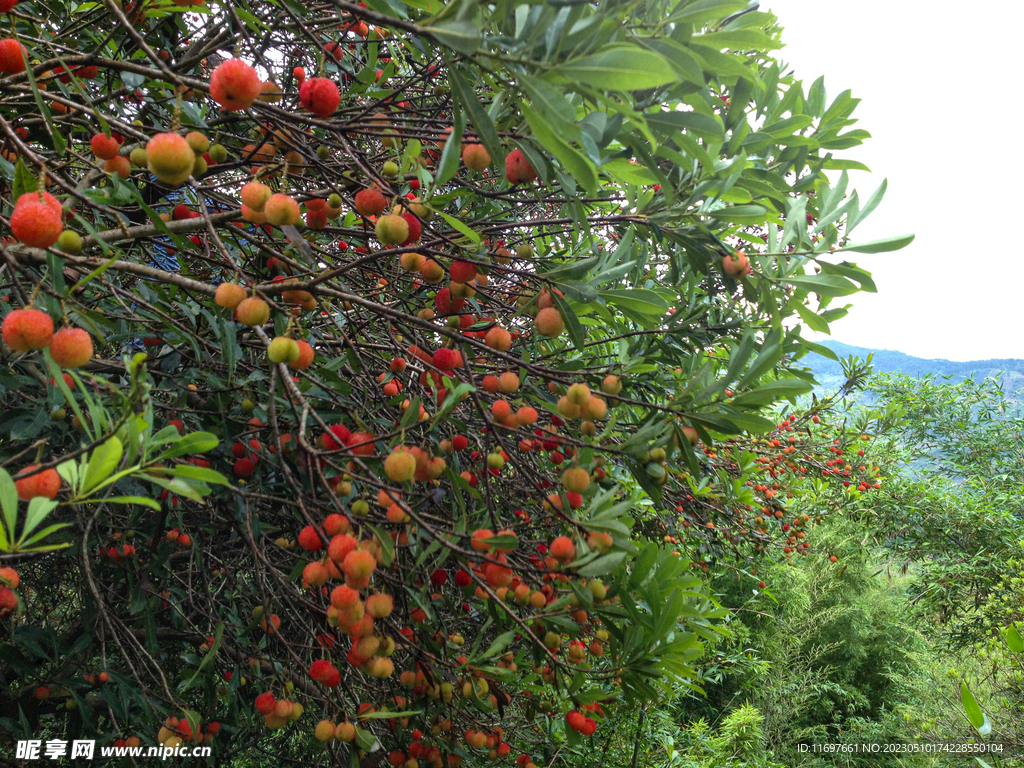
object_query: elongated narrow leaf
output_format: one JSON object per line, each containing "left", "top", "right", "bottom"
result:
{"left": 448, "top": 64, "right": 505, "bottom": 174}
{"left": 520, "top": 103, "right": 598, "bottom": 195}
{"left": 559, "top": 45, "right": 677, "bottom": 91}
{"left": 961, "top": 682, "right": 985, "bottom": 729}
{"left": 600, "top": 289, "right": 669, "bottom": 316}
{"left": 782, "top": 274, "right": 860, "bottom": 298}
{"left": 840, "top": 234, "right": 915, "bottom": 253}
{"left": 428, "top": 20, "right": 481, "bottom": 54}
{"left": 1004, "top": 625, "right": 1024, "bottom": 654}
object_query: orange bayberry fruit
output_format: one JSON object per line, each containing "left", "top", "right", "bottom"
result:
{"left": 215, "top": 283, "right": 247, "bottom": 310}
{"left": 561, "top": 467, "right": 590, "bottom": 494}
{"left": 462, "top": 143, "right": 490, "bottom": 172}
{"left": 14, "top": 465, "right": 61, "bottom": 500}
{"left": 484, "top": 326, "right": 512, "bottom": 352}
{"left": 241, "top": 181, "right": 272, "bottom": 212}
{"left": 549, "top": 536, "right": 576, "bottom": 564}
{"left": 49, "top": 328, "right": 93, "bottom": 369}
{"left": 11, "top": 198, "right": 63, "bottom": 248}
{"left": 354, "top": 189, "right": 387, "bottom": 217}
{"left": 264, "top": 194, "right": 300, "bottom": 226}
{"left": 292, "top": 340, "right": 315, "bottom": 369}
{"left": 235, "top": 297, "right": 270, "bottom": 327}
{"left": 384, "top": 448, "right": 417, "bottom": 483}
{"left": 342, "top": 549, "right": 376, "bottom": 581}
{"left": 209, "top": 59, "right": 262, "bottom": 111}
{"left": 146, "top": 133, "right": 195, "bottom": 185}
{"left": 90, "top": 133, "right": 120, "bottom": 160}
{"left": 2, "top": 308, "right": 54, "bottom": 351}
{"left": 366, "top": 593, "right": 393, "bottom": 618}
{"left": 534, "top": 307, "right": 564, "bottom": 337}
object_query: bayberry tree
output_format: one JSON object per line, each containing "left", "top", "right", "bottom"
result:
{"left": 0, "top": 0, "right": 910, "bottom": 763}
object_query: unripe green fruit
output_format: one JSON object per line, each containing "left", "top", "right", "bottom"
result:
{"left": 208, "top": 143, "right": 228, "bottom": 163}
{"left": 446, "top": 316, "right": 460, "bottom": 328}
{"left": 316, "top": 145, "right": 331, "bottom": 161}
{"left": 185, "top": 131, "right": 209, "bottom": 154}
{"left": 487, "top": 453, "right": 504, "bottom": 470}
{"left": 129, "top": 148, "right": 148, "bottom": 167}
{"left": 268, "top": 336, "right": 300, "bottom": 364}
{"left": 328, "top": 193, "right": 342, "bottom": 208}
{"left": 192, "top": 155, "right": 208, "bottom": 177}
{"left": 352, "top": 499, "right": 369, "bottom": 517}
{"left": 56, "top": 230, "right": 83, "bottom": 254}
{"left": 382, "top": 161, "right": 399, "bottom": 178}
{"left": 241, "top": 397, "right": 256, "bottom": 413}
{"left": 516, "top": 244, "right": 534, "bottom": 259}
{"left": 50, "top": 407, "right": 66, "bottom": 421}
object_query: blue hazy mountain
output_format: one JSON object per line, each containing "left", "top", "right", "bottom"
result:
{"left": 801, "top": 341, "right": 1024, "bottom": 392}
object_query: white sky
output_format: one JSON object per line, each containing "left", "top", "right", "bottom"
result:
{"left": 766, "top": 0, "right": 1024, "bottom": 362}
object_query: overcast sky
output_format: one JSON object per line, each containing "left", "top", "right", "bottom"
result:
{"left": 764, "top": 1, "right": 1023, "bottom": 362}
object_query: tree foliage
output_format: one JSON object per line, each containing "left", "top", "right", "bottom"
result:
{"left": 0, "top": 0, "right": 904, "bottom": 762}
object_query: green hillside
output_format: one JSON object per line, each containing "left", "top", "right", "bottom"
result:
{"left": 802, "top": 340, "right": 1024, "bottom": 392}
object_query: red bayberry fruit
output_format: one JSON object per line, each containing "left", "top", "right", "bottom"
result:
{"left": 298, "top": 77, "right": 340, "bottom": 118}
{"left": 209, "top": 59, "right": 262, "bottom": 111}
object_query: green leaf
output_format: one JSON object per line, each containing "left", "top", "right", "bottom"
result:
{"left": 709, "top": 204, "right": 767, "bottom": 224}
{"left": 961, "top": 682, "right": 984, "bottom": 729}
{"left": 0, "top": 468, "right": 17, "bottom": 547}
{"left": 520, "top": 103, "right": 598, "bottom": 196}
{"left": 88, "top": 495, "right": 162, "bottom": 510}
{"left": 840, "top": 234, "right": 915, "bottom": 253}
{"left": 1004, "top": 625, "right": 1024, "bottom": 654}
{"left": 172, "top": 464, "right": 231, "bottom": 486}
{"left": 12, "top": 158, "right": 37, "bottom": 200}
{"left": 400, "top": 396, "right": 423, "bottom": 429}
{"left": 428, "top": 20, "right": 481, "bottom": 54}
{"left": 577, "top": 552, "right": 627, "bottom": 576}
{"left": 551, "top": 293, "right": 585, "bottom": 351}
{"left": 602, "top": 158, "right": 659, "bottom": 186}
{"left": 782, "top": 274, "right": 860, "bottom": 298}
{"left": 157, "top": 432, "right": 219, "bottom": 461}
{"left": 479, "top": 630, "right": 516, "bottom": 659}
{"left": 559, "top": 44, "right": 677, "bottom": 91}
{"left": 600, "top": 289, "right": 669, "bottom": 316}
{"left": 730, "top": 378, "right": 813, "bottom": 407}
{"left": 794, "top": 301, "right": 830, "bottom": 334}
{"left": 437, "top": 210, "right": 482, "bottom": 244}
{"left": 82, "top": 436, "right": 124, "bottom": 495}
{"left": 447, "top": 63, "right": 505, "bottom": 176}
{"left": 670, "top": 0, "right": 749, "bottom": 25}
{"left": 19, "top": 497, "right": 59, "bottom": 543}
{"left": 519, "top": 75, "right": 581, "bottom": 143}
{"left": 435, "top": 104, "right": 466, "bottom": 184}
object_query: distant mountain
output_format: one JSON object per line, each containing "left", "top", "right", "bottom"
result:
{"left": 801, "top": 341, "right": 1024, "bottom": 393}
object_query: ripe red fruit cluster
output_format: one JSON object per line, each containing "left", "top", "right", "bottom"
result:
{"left": 566, "top": 710, "right": 597, "bottom": 734}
